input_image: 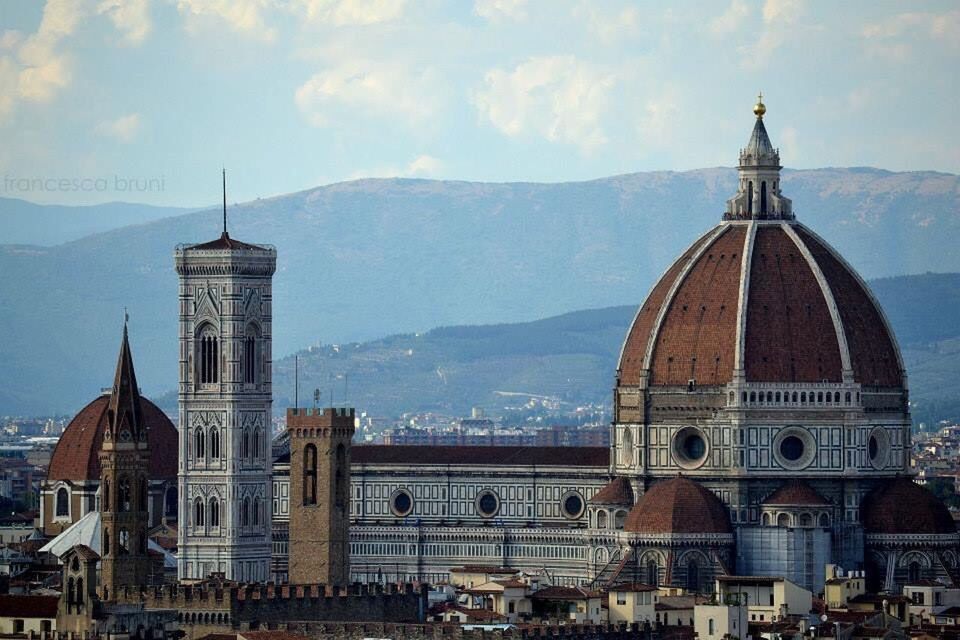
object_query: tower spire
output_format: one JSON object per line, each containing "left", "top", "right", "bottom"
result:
{"left": 222, "top": 168, "right": 228, "bottom": 237}
{"left": 107, "top": 320, "right": 144, "bottom": 439}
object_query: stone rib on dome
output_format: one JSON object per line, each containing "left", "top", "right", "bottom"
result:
{"left": 47, "top": 395, "right": 178, "bottom": 482}
{"left": 617, "top": 222, "right": 903, "bottom": 389}
{"left": 861, "top": 478, "right": 957, "bottom": 536}
{"left": 589, "top": 477, "right": 634, "bottom": 505}
{"left": 623, "top": 477, "right": 731, "bottom": 535}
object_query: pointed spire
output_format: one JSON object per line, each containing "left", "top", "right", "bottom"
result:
{"left": 107, "top": 320, "right": 144, "bottom": 440}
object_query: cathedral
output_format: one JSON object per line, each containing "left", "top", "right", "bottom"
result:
{"left": 40, "top": 98, "right": 959, "bottom": 607}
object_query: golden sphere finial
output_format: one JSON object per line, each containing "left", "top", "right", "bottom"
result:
{"left": 753, "top": 92, "right": 766, "bottom": 118}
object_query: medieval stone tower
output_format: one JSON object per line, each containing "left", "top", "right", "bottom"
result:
{"left": 99, "top": 324, "right": 152, "bottom": 596}
{"left": 287, "top": 407, "right": 354, "bottom": 585}
{"left": 175, "top": 226, "right": 276, "bottom": 582}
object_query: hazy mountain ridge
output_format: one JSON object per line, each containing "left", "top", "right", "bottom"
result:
{"left": 2, "top": 166, "right": 960, "bottom": 416}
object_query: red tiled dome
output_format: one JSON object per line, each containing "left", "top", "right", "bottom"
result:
{"left": 47, "top": 395, "right": 178, "bottom": 482}
{"left": 623, "top": 477, "right": 731, "bottom": 535}
{"left": 589, "top": 477, "right": 634, "bottom": 505}
{"left": 861, "top": 478, "right": 956, "bottom": 535}
{"left": 762, "top": 481, "right": 830, "bottom": 506}
{"left": 618, "top": 223, "right": 903, "bottom": 389}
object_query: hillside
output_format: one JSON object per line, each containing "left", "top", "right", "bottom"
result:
{"left": 2, "top": 167, "right": 960, "bottom": 415}
{"left": 245, "top": 273, "right": 960, "bottom": 426}
{"left": 0, "top": 197, "right": 194, "bottom": 246}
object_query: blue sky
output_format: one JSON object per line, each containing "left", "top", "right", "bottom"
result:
{"left": 1, "top": 0, "right": 958, "bottom": 206}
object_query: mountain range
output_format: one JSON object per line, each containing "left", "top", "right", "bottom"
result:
{"left": 1, "top": 166, "right": 960, "bottom": 417}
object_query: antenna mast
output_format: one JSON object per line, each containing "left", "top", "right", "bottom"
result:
{"left": 222, "top": 168, "right": 227, "bottom": 235}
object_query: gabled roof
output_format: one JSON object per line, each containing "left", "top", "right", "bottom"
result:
{"left": 531, "top": 586, "right": 600, "bottom": 600}
{"left": 183, "top": 232, "right": 270, "bottom": 252}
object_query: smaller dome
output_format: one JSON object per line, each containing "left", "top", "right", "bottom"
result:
{"left": 762, "top": 481, "right": 830, "bottom": 507}
{"left": 589, "top": 477, "right": 634, "bottom": 506}
{"left": 624, "top": 477, "right": 731, "bottom": 535}
{"left": 861, "top": 478, "right": 956, "bottom": 536}
{"left": 47, "top": 395, "right": 178, "bottom": 482}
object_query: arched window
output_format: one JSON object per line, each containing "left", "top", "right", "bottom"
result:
{"left": 253, "top": 497, "right": 261, "bottom": 526}
{"left": 597, "top": 511, "right": 608, "bottom": 528}
{"left": 760, "top": 180, "right": 767, "bottom": 214}
{"left": 845, "top": 391, "right": 852, "bottom": 404}
{"left": 747, "top": 180, "right": 754, "bottom": 216}
{"left": 118, "top": 475, "right": 131, "bottom": 512}
{"left": 76, "top": 577, "right": 84, "bottom": 609}
{"left": 799, "top": 513, "right": 813, "bottom": 527}
{"left": 244, "top": 327, "right": 258, "bottom": 385}
{"left": 197, "top": 325, "right": 219, "bottom": 384}
{"left": 647, "top": 560, "right": 659, "bottom": 587}
{"left": 67, "top": 577, "right": 75, "bottom": 608}
{"left": 209, "top": 497, "right": 219, "bottom": 528}
{"left": 195, "top": 428, "right": 205, "bottom": 460}
{"left": 102, "top": 480, "right": 110, "bottom": 512}
{"left": 687, "top": 560, "right": 700, "bottom": 593}
{"left": 834, "top": 392, "right": 841, "bottom": 403}
{"left": 819, "top": 513, "right": 830, "bottom": 528}
{"left": 194, "top": 498, "right": 205, "bottom": 528}
{"left": 750, "top": 392, "right": 756, "bottom": 403}
{"left": 210, "top": 427, "right": 220, "bottom": 460}
{"left": 139, "top": 476, "right": 148, "bottom": 513}
{"left": 335, "top": 444, "right": 347, "bottom": 508}
{"left": 303, "top": 444, "right": 318, "bottom": 505}
{"left": 614, "top": 510, "right": 627, "bottom": 529}
{"left": 119, "top": 528, "right": 129, "bottom": 554}
{"left": 766, "top": 391, "right": 773, "bottom": 402}
{"left": 792, "top": 392, "right": 798, "bottom": 402}
{"left": 241, "top": 497, "right": 250, "bottom": 526}
{"left": 775, "top": 391, "right": 781, "bottom": 403}
{"left": 908, "top": 561, "right": 921, "bottom": 584}
{"left": 761, "top": 512, "right": 771, "bottom": 526}
{"left": 800, "top": 392, "right": 807, "bottom": 403}
{"left": 242, "top": 428, "right": 249, "bottom": 459}
{"left": 253, "top": 427, "right": 261, "bottom": 459}
{"left": 103, "top": 529, "right": 110, "bottom": 555}
{"left": 777, "top": 513, "right": 791, "bottom": 527}
{"left": 164, "top": 486, "right": 177, "bottom": 518}
{"left": 55, "top": 487, "right": 69, "bottom": 517}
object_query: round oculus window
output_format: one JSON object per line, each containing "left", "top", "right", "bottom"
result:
{"left": 561, "top": 492, "right": 585, "bottom": 519}
{"left": 773, "top": 427, "right": 816, "bottom": 470}
{"left": 779, "top": 436, "right": 805, "bottom": 462}
{"left": 390, "top": 489, "right": 414, "bottom": 517}
{"left": 672, "top": 427, "right": 709, "bottom": 469}
{"left": 476, "top": 490, "right": 500, "bottom": 518}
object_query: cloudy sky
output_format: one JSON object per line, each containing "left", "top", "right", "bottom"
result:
{"left": 1, "top": 0, "right": 958, "bottom": 206}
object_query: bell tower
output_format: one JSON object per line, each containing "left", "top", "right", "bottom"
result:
{"left": 99, "top": 324, "right": 152, "bottom": 597}
{"left": 175, "top": 184, "right": 277, "bottom": 582}
{"left": 286, "top": 406, "right": 354, "bottom": 585}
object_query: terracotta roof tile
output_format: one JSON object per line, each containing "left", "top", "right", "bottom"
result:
{"left": 762, "top": 481, "right": 831, "bottom": 506}
{"left": 589, "top": 477, "right": 634, "bottom": 505}
{"left": 47, "top": 395, "right": 178, "bottom": 482}
{"left": 861, "top": 478, "right": 956, "bottom": 535}
{"left": 184, "top": 232, "right": 270, "bottom": 252}
{"left": 624, "top": 477, "right": 731, "bottom": 535}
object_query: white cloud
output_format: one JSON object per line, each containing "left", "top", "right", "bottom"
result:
{"left": 636, "top": 86, "right": 681, "bottom": 149}
{"left": 473, "top": 55, "right": 616, "bottom": 152}
{"left": 738, "top": 0, "right": 806, "bottom": 69}
{"left": 0, "top": 31, "right": 24, "bottom": 51}
{"left": 97, "top": 0, "right": 152, "bottom": 45}
{"left": 762, "top": 0, "right": 803, "bottom": 25}
{"left": 474, "top": 0, "right": 527, "bottom": 23}
{"left": 95, "top": 112, "right": 142, "bottom": 142}
{"left": 349, "top": 154, "right": 444, "bottom": 179}
{"left": 576, "top": 3, "right": 640, "bottom": 44}
{"left": 175, "top": 0, "right": 277, "bottom": 42}
{"left": 13, "top": 0, "right": 84, "bottom": 102}
{"left": 709, "top": 0, "right": 749, "bottom": 36}
{"left": 295, "top": 61, "right": 440, "bottom": 127}
{"left": 862, "top": 10, "right": 960, "bottom": 59}
{"left": 296, "top": 0, "right": 406, "bottom": 26}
